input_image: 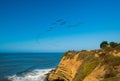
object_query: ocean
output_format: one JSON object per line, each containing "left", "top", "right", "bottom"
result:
{"left": 0, "top": 53, "right": 63, "bottom": 81}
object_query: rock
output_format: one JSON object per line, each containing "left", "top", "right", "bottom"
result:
{"left": 45, "top": 46, "right": 120, "bottom": 81}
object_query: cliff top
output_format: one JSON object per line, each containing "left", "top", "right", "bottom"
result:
{"left": 45, "top": 41, "right": 120, "bottom": 81}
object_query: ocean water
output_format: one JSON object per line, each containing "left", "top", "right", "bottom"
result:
{"left": 0, "top": 53, "right": 63, "bottom": 81}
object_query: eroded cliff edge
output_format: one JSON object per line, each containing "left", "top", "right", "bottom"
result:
{"left": 45, "top": 45, "right": 120, "bottom": 81}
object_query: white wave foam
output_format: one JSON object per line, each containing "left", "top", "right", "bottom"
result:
{"left": 7, "top": 68, "right": 53, "bottom": 81}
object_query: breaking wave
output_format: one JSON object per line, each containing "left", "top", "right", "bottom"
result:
{"left": 7, "top": 68, "right": 53, "bottom": 81}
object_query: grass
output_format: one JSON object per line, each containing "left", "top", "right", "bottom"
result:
{"left": 74, "top": 48, "right": 120, "bottom": 81}
{"left": 74, "top": 57, "right": 99, "bottom": 81}
{"left": 103, "top": 54, "right": 120, "bottom": 66}
{"left": 77, "top": 51, "right": 94, "bottom": 61}
{"left": 61, "top": 46, "right": 120, "bottom": 81}
{"left": 103, "top": 77, "right": 118, "bottom": 81}
{"left": 82, "top": 59, "right": 99, "bottom": 77}
{"left": 62, "top": 50, "right": 77, "bottom": 60}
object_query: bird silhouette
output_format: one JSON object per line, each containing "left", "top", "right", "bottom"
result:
{"left": 36, "top": 19, "right": 84, "bottom": 47}
{"left": 56, "top": 19, "right": 63, "bottom": 22}
{"left": 51, "top": 22, "right": 57, "bottom": 26}
{"left": 67, "top": 22, "right": 83, "bottom": 28}
{"left": 59, "top": 21, "right": 67, "bottom": 26}
{"left": 47, "top": 29, "right": 52, "bottom": 32}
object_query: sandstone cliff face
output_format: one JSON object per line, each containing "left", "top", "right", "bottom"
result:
{"left": 45, "top": 46, "right": 120, "bottom": 81}
{"left": 46, "top": 51, "right": 83, "bottom": 81}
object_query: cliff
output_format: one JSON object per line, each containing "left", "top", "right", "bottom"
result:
{"left": 45, "top": 45, "right": 120, "bottom": 81}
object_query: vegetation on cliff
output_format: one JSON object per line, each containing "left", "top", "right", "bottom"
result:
{"left": 45, "top": 41, "right": 120, "bottom": 81}
{"left": 100, "top": 41, "right": 120, "bottom": 49}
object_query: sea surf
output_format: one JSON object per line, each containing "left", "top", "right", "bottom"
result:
{"left": 0, "top": 53, "right": 62, "bottom": 81}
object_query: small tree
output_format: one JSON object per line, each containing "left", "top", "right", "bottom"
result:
{"left": 100, "top": 41, "right": 108, "bottom": 49}
{"left": 109, "top": 42, "right": 119, "bottom": 48}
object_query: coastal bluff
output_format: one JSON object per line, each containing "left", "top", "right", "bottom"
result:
{"left": 45, "top": 45, "right": 120, "bottom": 81}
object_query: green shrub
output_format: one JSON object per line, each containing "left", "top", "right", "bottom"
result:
{"left": 110, "top": 42, "right": 119, "bottom": 48}
{"left": 100, "top": 41, "right": 109, "bottom": 49}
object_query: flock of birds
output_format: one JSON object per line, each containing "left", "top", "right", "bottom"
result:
{"left": 47, "top": 19, "right": 83, "bottom": 32}
{"left": 36, "top": 19, "right": 83, "bottom": 46}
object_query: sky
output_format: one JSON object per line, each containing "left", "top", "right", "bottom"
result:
{"left": 0, "top": 0, "right": 120, "bottom": 52}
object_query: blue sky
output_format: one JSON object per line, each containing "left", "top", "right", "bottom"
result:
{"left": 0, "top": 0, "right": 120, "bottom": 52}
